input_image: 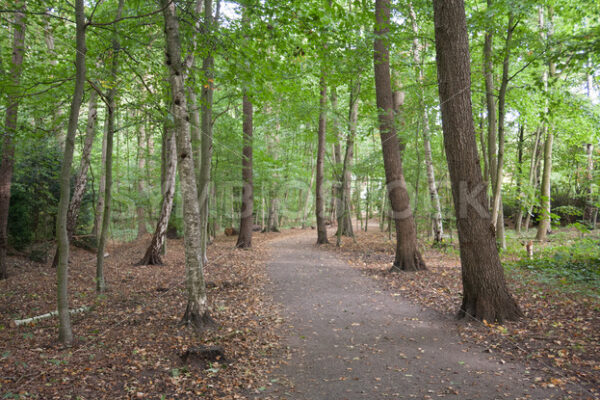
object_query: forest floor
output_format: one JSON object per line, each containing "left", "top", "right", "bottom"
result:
{"left": 260, "top": 229, "right": 596, "bottom": 400}
{"left": 0, "top": 226, "right": 598, "bottom": 399}
{"left": 0, "top": 231, "right": 295, "bottom": 399}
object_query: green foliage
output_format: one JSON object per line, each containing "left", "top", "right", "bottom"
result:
{"left": 508, "top": 238, "right": 600, "bottom": 289}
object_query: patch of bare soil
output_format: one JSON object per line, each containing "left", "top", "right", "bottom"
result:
{"left": 0, "top": 231, "right": 292, "bottom": 399}
{"left": 324, "top": 229, "right": 600, "bottom": 398}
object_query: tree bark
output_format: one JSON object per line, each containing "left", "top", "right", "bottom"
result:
{"left": 433, "top": 0, "right": 522, "bottom": 322}
{"left": 336, "top": 81, "right": 359, "bottom": 245}
{"left": 315, "top": 69, "right": 329, "bottom": 244}
{"left": 490, "top": 14, "right": 515, "bottom": 251}
{"left": 56, "top": 0, "right": 87, "bottom": 344}
{"left": 92, "top": 119, "right": 108, "bottom": 238}
{"left": 161, "top": 0, "right": 211, "bottom": 329}
{"left": 374, "top": 0, "right": 425, "bottom": 271}
{"left": 198, "top": 0, "right": 215, "bottom": 263}
{"left": 0, "top": 3, "right": 25, "bottom": 280}
{"left": 136, "top": 114, "right": 148, "bottom": 238}
{"left": 137, "top": 115, "right": 177, "bottom": 265}
{"left": 484, "top": 0, "right": 497, "bottom": 202}
{"left": 236, "top": 90, "right": 253, "bottom": 248}
{"left": 96, "top": 0, "right": 124, "bottom": 293}
{"left": 409, "top": 3, "right": 443, "bottom": 244}
{"left": 584, "top": 143, "right": 595, "bottom": 223}
{"left": 515, "top": 123, "right": 525, "bottom": 233}
{"left": 536, "top": 7, "right": 553, "bottom": 242}
{"left": 51, "top": 90, "right": 99, "bottom": 267}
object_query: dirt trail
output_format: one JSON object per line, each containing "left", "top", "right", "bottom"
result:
{"left": 261, "top": 231, "right": 585, "bottom": 399}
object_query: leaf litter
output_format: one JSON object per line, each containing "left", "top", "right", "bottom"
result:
{"left": 0, "top": 232, "right": 292, "bottom": 399}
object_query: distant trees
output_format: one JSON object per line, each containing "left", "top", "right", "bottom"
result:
{"left": 0, "top": 2, "right": 25, "bottom": 280}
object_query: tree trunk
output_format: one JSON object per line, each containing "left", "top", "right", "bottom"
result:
{"left": 92, "top": 119, "right": 108, "bottom": 238}
{"left": 409, "top": 3, "right": 443, "bottom": 244}
{"left": 161, "top": 0, "right": 211, "bottom": 329}
{"left": 51, "top": 90, "right": 99, "bottom": 267}
{"left": 524, "top": 127, "right": 543, "bottom": 231}
{"left": 536, "top": 130, "right": 553, "bottom": 240}
{"left": 373, "top": 0, "right": 425, "bottom": 271}
{"left": 432, "top": 0, "right": 522, "bottom": 322}
{"left": 584, "top": 143, "right": 595, "bottom": 223}
{"left": 536, "top": 7, "right": 553, "bottom": 242}
{"left": 137, "top": 115, "right": 177, "bottom": 265}
{"left": 56, "top": 0, "right": 86, "bottom": 344}
{"left": 0, "top": 3, "right": 25, "bottom": 280}
{"left": 136, "top": 114, "right": 148, "bottom": 238}
{"left": 515, "top": 124, "right": 525, "bottom": 233}
{"left": 197, "top": 0, "right": 215, "bottom": 264}
{"left": 490, "top": 14, "right": 515, "bottom": 251}
{"left": 315, "top": 69, "right": 329, "bottom": 244}
{"left": 336, "top": 80, "right": 358, "bottom": 245}
{"left": 236, "top": 90, "right": 253, "bottom": 248}
{"left": 95, "top": 0, "right": 124, "bottom": 293}
{"left": 484, "top": 0, "right": 497, "bottom": 202}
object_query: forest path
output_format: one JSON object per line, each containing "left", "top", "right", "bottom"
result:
{"left": 260, "top": 230, "right": 572, "bottom": 400}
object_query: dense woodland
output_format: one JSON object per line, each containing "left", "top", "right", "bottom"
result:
{"left": 0, "top": 0, "right": 599, "bottom": 397}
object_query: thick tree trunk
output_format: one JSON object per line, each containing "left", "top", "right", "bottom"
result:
{"left": 236, "top": 90, "right": 253, "bottom": 248}
{"left": 96, "top": 0, "right": 124, "bottom": 293}
{"left": 0, "top": 4, "right": 25, "bottom": 280}
{"left": 315, "top": 70, "right": 329, "bottom": 244}
{"left": 137, "top": 117, "right": 177, "bottom": 265}
{"left": 433, "top": 0, "right": 522, "bottom": 322}
{"left": 373, "top": 0, "right": 425, "bottom": 271}
{"left": 409, "top": 3, "right": 443, "bottom": 244}
{"left": 52, "top": 90, "right": 99, "bottom": 267}
{"left": 56, "top": 0, "right": 86, "bottom": 344}
{"left": 161, "top": 0, "right": 211, "bottom": 329}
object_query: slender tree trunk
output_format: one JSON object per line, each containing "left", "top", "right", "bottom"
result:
{"left": 433, "top": 0, "right": 521, "bottom": 322}
{"left": 0, "top": 4, "right": 25, "bottom": 279}
{"left": 136, "top": 115, "right": 148, "bottom": 238}
{"left": 302, "top": 156, "right": 316, "bottom": 229}
{"left": 315, "top": 70, "right": 329, "bottom": 244}
{"left": 536, "top": 7, "right": 553, "bottom": 241}
{"left": 491, "top": 14, "right": 515, "bottom": 251}
{"left": 484, "top": 0, "right": 497, "bottom": 198}
{"left": 336, "top": 80, "right": 358, "bottom": 245}
{"left": 137, "top": 115, "right": 177, "bottom": 265}
{"left": 161, "top": 0, "right": 211, "bottom": 329}
{"left": 515, "top": 124, "right": 525, "bottom": 233}
{"left": 584, "top": 143, "right": 595, "bottom": 223}
{"left": 51, "top": 90, "right": 99, "bottom": 267}
{"left": 409, "top": 3, "right": 443, "bottom": 244}
{"left": 95, "top": 0, "right": 124, "bottom": 293}
{"left": 536, "top": 129, "right": 553, "bottom": 240}
{"left": 236, "top": 90, "right": 253, "bottom": 248}
{"left": 524, "top": 127, "right": 542, "bottom": 231}
{"left": 92, "top": 119, "right": 108, "bottom": 238}
{"left": 197, "top": 0, "right": 215, "bottom": 265}
{"left": 56, "top": 0, "right": 86, "bottom": 344}
{"left": 374, "top": 0, "right": 425, "bottom": 271}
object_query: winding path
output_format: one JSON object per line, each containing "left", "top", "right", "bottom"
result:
{"left": 261, "top": 231, "right": 581, "bottom": 400}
